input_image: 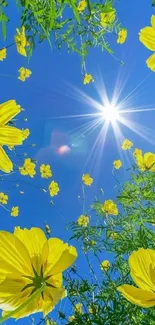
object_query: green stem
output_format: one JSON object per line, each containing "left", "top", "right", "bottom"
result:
{"left": 0, "top": 283, "right": 46, "bottom": 324}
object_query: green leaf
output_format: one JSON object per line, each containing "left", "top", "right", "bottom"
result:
{"left": 68, "top": 0, "right": 80, "bottom": 24}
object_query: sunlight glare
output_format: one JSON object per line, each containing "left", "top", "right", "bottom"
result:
{"left": 102, "top": 104, "right": 119, "bottom": 122}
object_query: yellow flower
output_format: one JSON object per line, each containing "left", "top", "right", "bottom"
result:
{"left": 117, "top": 248, "right": 155, "bottom": 307}
{"left": 0, "top": 192, "right": 8, "bottom": 204}
{"left": 11, "top": 206, "right": 19, "bottom": 217}
{"left": 133, "top": 148, "right": 142, "bottom": 157}
{"left": 14, "top": 26, "right": 28, "bottom": 57}
{"left": 101, "top": 200, "right": 118, "bottom": 215}
{"left": 0, "top": 227, "right": 77, "bottom": 319}
{"left": 49, "top": 181, "right": 59, "bottom": 197}
{"left": 100, "top": 260, "right": 111, "bottom": 271}
{"left": 89, "top": 240, "right": 96, "bottom": 246}
{"left": 19, "top": 158, "right": 36, "bottom": 178}
{"left": 82, "top": 173, "right": 93, "bottom": 186}
{"left": 117, "top": 28, "right": 127, "bottom": 44}
{"left": 74, "top": 303, "right": 83, "bottom": 314}
{"left": 139, "top": 15, "right": 155, "bottom": 71}
{"left": 77, "top": 215, "right": 89, "bottom": 227}
{"left": 0, "top": 100, "right": 24, "bottom": 173}
{"left": 100, "top": 9, "right": 116, "bottom": 27}
{"left": 18, "top": 67, "right": 32, "bottom": 82}
{"left": 77, "top": 0, "right": 87, "bottom": 12}
{"left": 110, "top": 232, "right": 118, "bottom": 240}
{"left": 113, "top": 159, "right": 122, "bottom": 169}
{"left": 135, "top": 151, "right": 155, "bottom": 172}
{"left": 22, "top": 128, "right": 30, "bottom": 140}
{"left": 121, "top": 139, "right": 133, "bottom": 150}
{"left": 0, "top": 48, "right": 6, "bottom": 61}
{"left": 40, "top": 164, "right": 52, "bottom": 179}
{"left": 83, "top": 74, "right": 94, "bottom": 85}
{"left": 69, "top": 315, "right": 75, "bottom": 322}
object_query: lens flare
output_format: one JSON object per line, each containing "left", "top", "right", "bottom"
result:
{"left": 102, "top": 104, "right": 119, "bottom": 122}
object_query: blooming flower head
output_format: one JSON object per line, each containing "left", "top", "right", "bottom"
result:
{"left": 113, "top": 159, "right": 122, "bottom": 169}
{"left": 82, "top": 173, "right": 93, "bottom": 186}
{"left": 40, "top": 164, "right": 52, "bottom": 179}
{"left": 100, "top": 9, "right": 116, "bottom": 27}
{"left": 133, "top": 148, "right": 142, "bottom": 157}
{"left": 0, "top": 192, "right": 8, "bottom": 204}
{"left": 0, "top": 48, "right": 6, "bottom": 61}
{"left": 49, "top": 181, "right": 59, "bottom": 197}
{"left": 110, "top": 232, "right": 118, "bottom": 240}
{"left": 11, "top": 206, "right": 19, "bottom": 217}
{"left": 69, "top": 315, "right": 75, "bottom": 322}
{"left": 18, "top": 67, "right": 32, "bottom": 82}
{"left": 139, "top": 15, "right": 155, "bottom": 71}
{"left": 77, "top": 215, "right": 89, "bottom": 227}
{"left": 19, "top": 158, "right": 36, "bottom": 178}
{"left": 100, "top": 260, "right": 111, "bottom": 271}
{"left": 117, "top": 28, "right": 127, "bottom": 44}
{"left": 0, "top": 227, "right": 77, "bottom": 319}
{"left": 117, "top": 248, "right": 155, "bottom": 307}
{"left": 14, "top": 26, "right": 28, "bottom": 56}
{"left": 22, "top": 128, "right": 30, "bottom": 140}
{"left": 83, "top": 74, "right": 94, "bottom": 85}
{"left": 0, "top": 100, "right": 24, "bottom": 173}
{"left": 74, "top": 303, "right": 83, "bottom": 314}
{"left": 121, "top": 139, "right": 133, "bottom": 150}
{"left": 77, "top": 0, "right": 87, "bottom": 12}
{"left": 135, "top": 151, "right": 155, "bottom": 172}
{"left": 101, "top": 200, "right": 118, "bottom": 215}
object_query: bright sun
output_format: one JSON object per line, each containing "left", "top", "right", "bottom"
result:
{"left": 102, "top": 104, "right": 119, "bottom": 122}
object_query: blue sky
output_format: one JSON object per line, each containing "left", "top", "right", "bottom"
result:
{"left": 1, "top": 0, "right": 155, "bottom": 324}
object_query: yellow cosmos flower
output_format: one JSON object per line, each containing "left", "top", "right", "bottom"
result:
{"left": 14, "top": 26, "right": 28, "bottom": 57}
{"left": 139, "top": 15, "right": 155, "bottom": 71}
{"left": 101, "top": 199, "right": 118, "bottom": 215}
{"left": 0, "top": 48, "right": 6, "bottom": 61}
{"left": 100, "top": 9, "right": 116, "bottom": 27}
{"left": 121, "top": 139, "right": 133, "bottom": 150}
{"left": 77, "top": 0, "right": 87, "bottom": 12}
{"left": 74, "top": 303, "right": 83, "bottom": 314}
{"left": 40, "top": 164, "right": 52, "bottom": 179}
{"left": 100, "top": 260, "right": 111, "bottom": 271}
{"left": 0, "top": 100, "right": 24, "bottom": 173}
{"left": 22, "top": 128, "right": 30, "bottom": 140}
{"left": 133, "top": 148, "right": 142, "bottom": 157}
{"left": 11, "top": 206, "right": 19, "bottom": 217}
{"left": 117, "top": 28, "right": 127, "bottom": 44}
{"left": 18, "top": 67, "right": 32, "bottom": 82}
{"left": 0, "top": 192, "right": 8, "bottom": 204}
{"left": 117, "top": 248, "right": 155, "bottom": 307}
{"left": 0, "top": 227, "right": 77, "bottom": 319}
{"left": 77, "top": 215, "right": 89, "bottom": 227}
{"left": 83, "top": 74, "right": 94, "bottom": 85}
{"left": 49, "top": 181, "right": 59, "bottom": 197}
{"left": 19, "top": 158, "right": 36, "bottom": 178}
{"left": 110, "top": 232, "right": 118, "bottom": 240}
{"left": 135, "top": 151, "right": 155, "bottom": 172}
{"left": 69, "top": 315, "right": 75, "bottom": 322}
{"left": 82, "top": 173, "right": 93, "bottom": 186}
{"left": 113, "top": 159, "right": 122, "bottom": 169}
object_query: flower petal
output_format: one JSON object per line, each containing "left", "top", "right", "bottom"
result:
{"left": 43, "top": 286, "right": 67, "bottom": 317}
{"left": 46, "top": 238, "right": 77, "bottom": 276}
{"left": 0, "top": 126, "right": 23, "bottom": 146}
{"left": 0, "top": 100, "right": 21, "bottom": 125}
{"left": 129, "top": 248, "right": 155, "bottom": 291}
{"left": 146, "top": 52, "right": 155, "bottom": 71}
{"left": 151, "top": 15, "right": 155, "bottom": 30}
{"left": 0, "top": 146, "right": 13, "bottom": 173}
{"left": 139, "top": 26, "right": 155, "bottom": 51}
{"left": 118, "top": 284, "right": 155, "bottom": 307}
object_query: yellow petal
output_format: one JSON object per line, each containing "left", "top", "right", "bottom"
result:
{"left": 46, "top": 238, "right": 77, "bottom": 276}
{"left": 118, "top": 284, "right": 155, "bottom": 307}
{"left": 14, "top": 227, "right": 47, "bottom": 273}
{"left": 0, "top": 231, "right": 32, "bottom": 276}
{"left": 139, "top": 26, "right": 155, "bottom": 51}
{"left": 0, "top": 126, "right": 23, "bottom": 146}
{"left": 129, "top": 248, "right": 155, "bottom": 291}
{"left": 0, "top": 146, "right": 13, "bottom": 173}
{"left": 43, "top": 286, "right": 67, "bottom": 317}
{"left": 0, "top": 100, "right": 21, "bottom": 125}
{"left": 146, "top": 52, "right": 155, "bottom": 71}
{"left": 151, "top": 15, "right": 155, "bottom": 30}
